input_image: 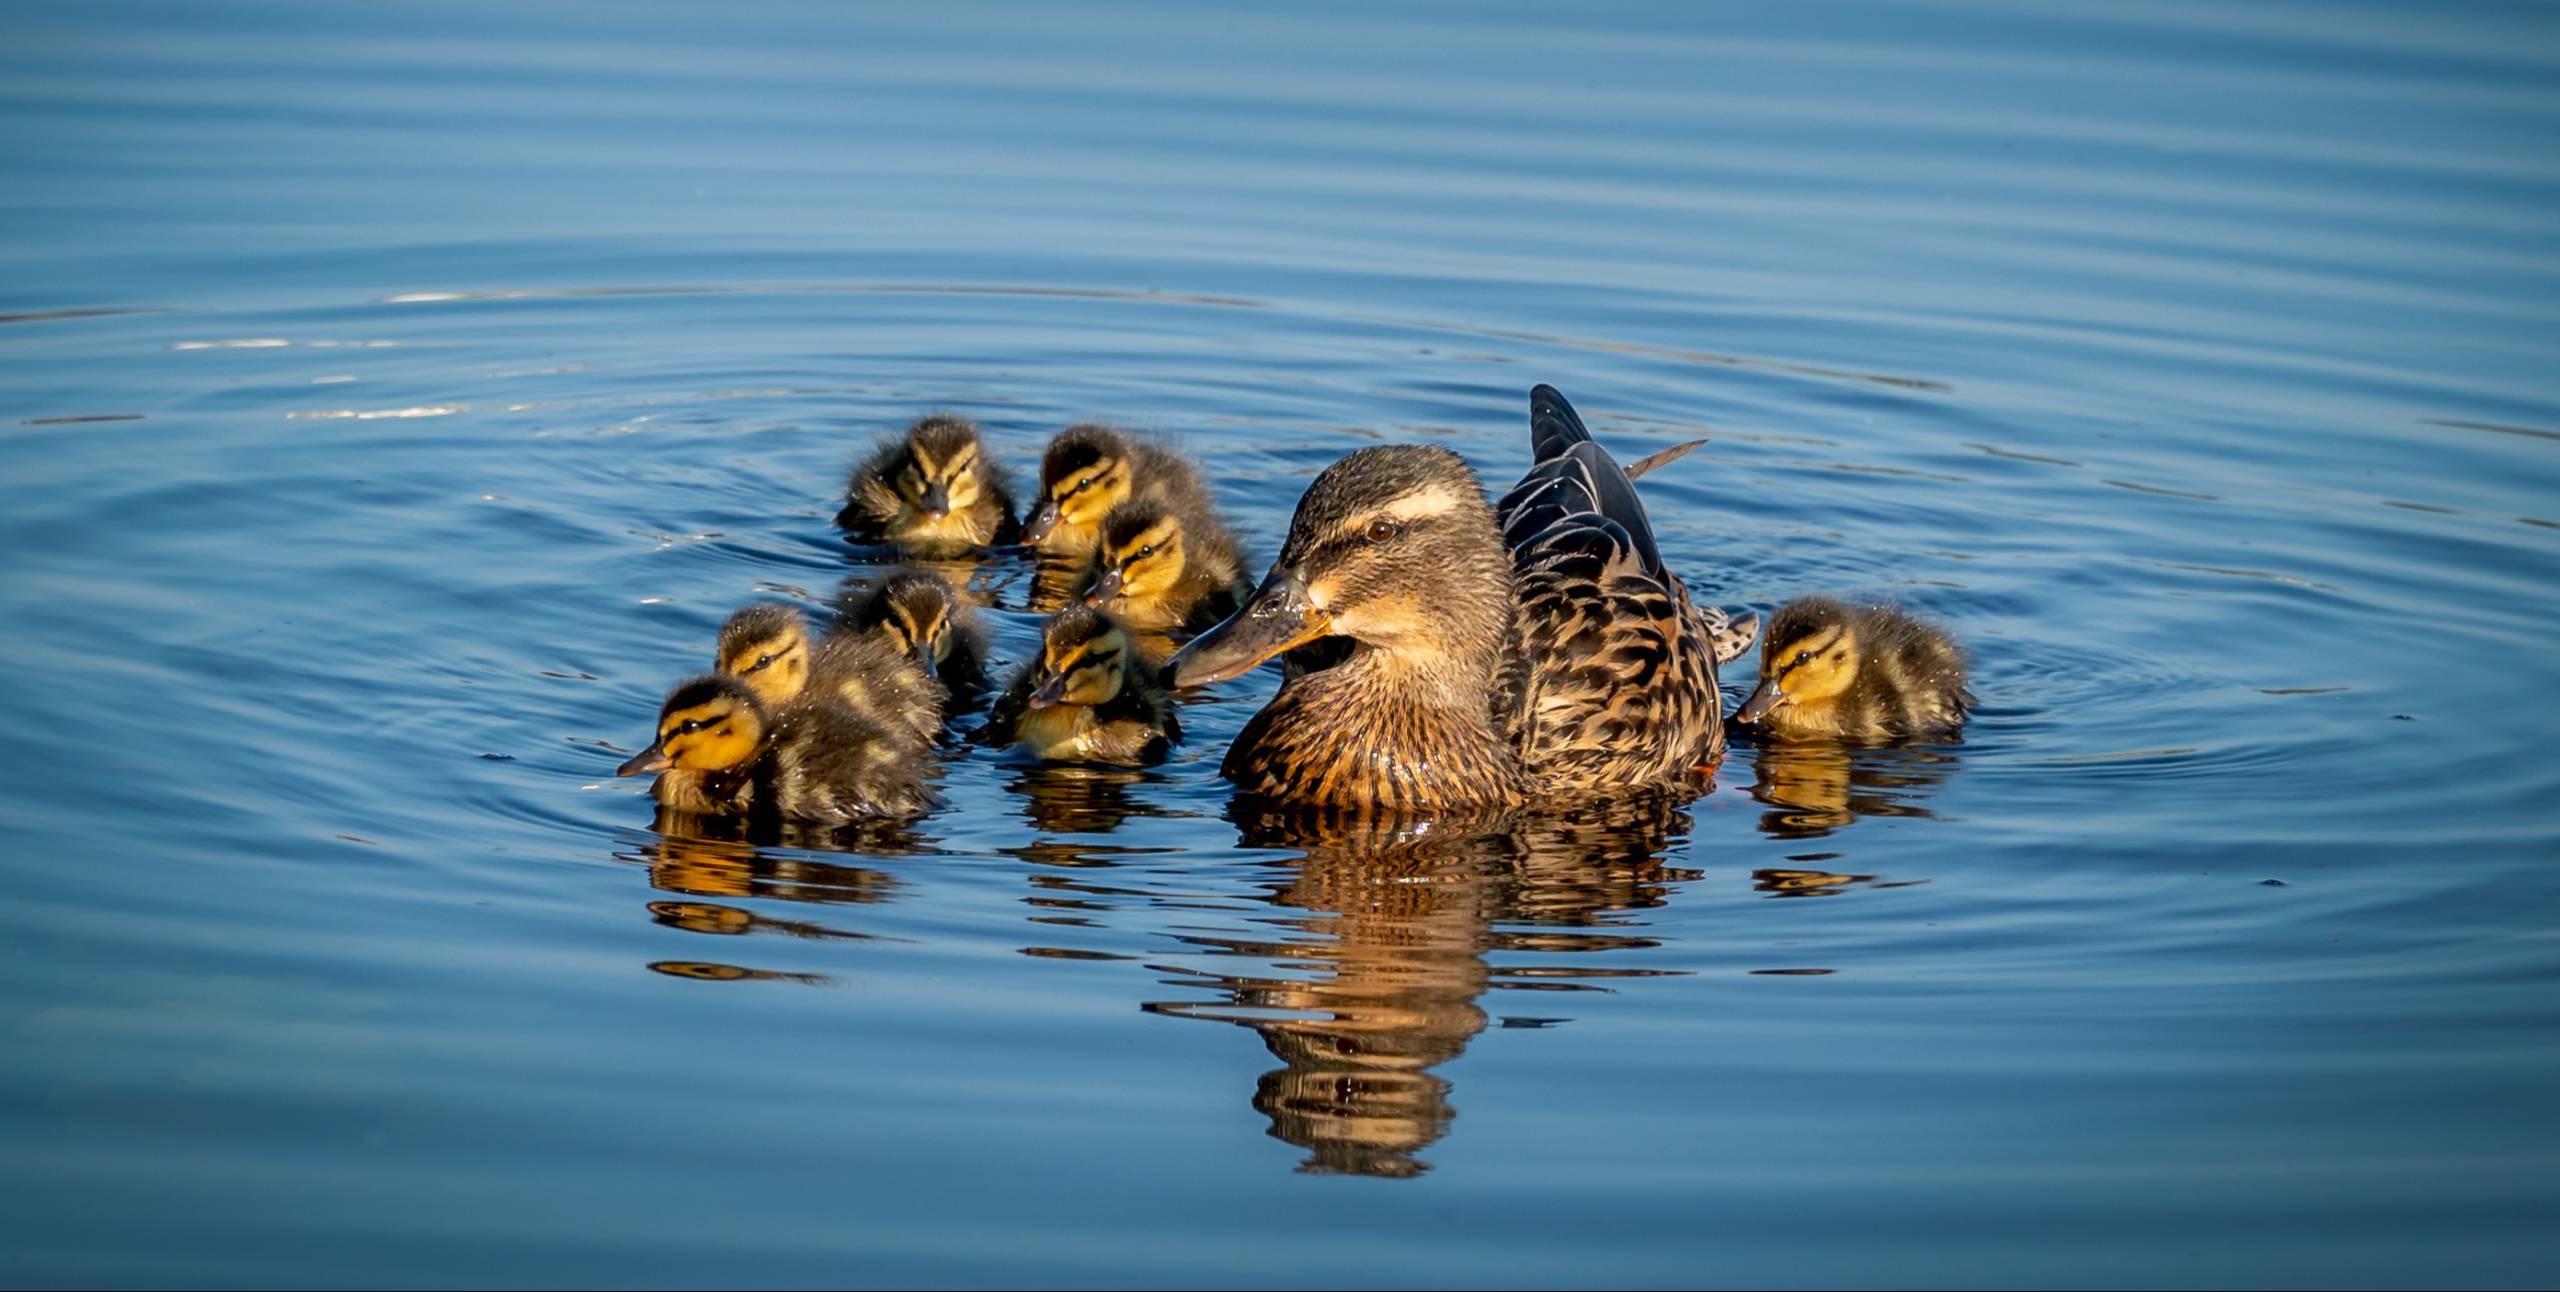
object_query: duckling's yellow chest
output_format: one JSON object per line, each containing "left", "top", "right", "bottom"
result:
{"left": 1014, "top": 704, "right": 1110, "bottom": 761}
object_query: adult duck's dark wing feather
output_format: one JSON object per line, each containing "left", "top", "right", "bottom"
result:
{"left": 1495, "top": 385, "right": 1727, "bottom": 795}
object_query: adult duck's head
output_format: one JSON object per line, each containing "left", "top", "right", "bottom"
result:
{"left": 1168, "top": 445, "right": 1510, "bottom": 692}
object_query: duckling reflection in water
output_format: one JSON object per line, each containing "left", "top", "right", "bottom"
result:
{"left": 833, "top": 568, "right": 991, "bottom": 699}
{"left": 1082, "top": 497, "right": 1252, "bottom": 635}
{"left": 1137, "top": 800, "right": 1693, "bottom": 1178}
{"left": 980, "top": 604, "right": 1180, "bottom": 766}
{"left": 716, "top": 603, "right": 943, "bottom": 751}
{"left": 618, "top": 674, "right": 936, "bottom": 826}
{"left": 1734, "top": 597, "right": 1972, "bottom": 741}
{"left": 626, "top": 832, "right": 907, "bottom": 904}
{"left": 835, "top": 414, "right": 1019, "bottom": 555}
{"left": 1741, "top": 739, "right": 1957, "bottom": 840}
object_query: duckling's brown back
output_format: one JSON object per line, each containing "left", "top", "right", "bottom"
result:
{"left": 808, "top": 631, "right": 945, "bottom": 750}
{"left": 764, "top": 701, "right": 937, "bottom": 825}
{"left": 1848, "top": 607, "right": 1972, "bottom": 738}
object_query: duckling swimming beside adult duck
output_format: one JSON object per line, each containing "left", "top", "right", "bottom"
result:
{"left": 1082, "top": 497, "right": 1252, "bottom": 635}
{"left": 1733, "top": 597, "right": 1972, "bottom": 741}
{"left": 981, "top": 603, "right": 1180, "bottom": 766}
{"left": 1167, "top": 384, "right": 1751, "bottom": 812}
{"left": 833, "top": 568, "right": 991, "bottom": 698}
{"left": 1020, "top": 424, "right": 1222, "bottom": 565}
{"left": 616, "top": 674, "right": 936, "bottom": 825}
{"left": 835, "top": 415, "right": 1019, "bottom": 555}
{"left": 714, "top": 603, "right": 943, "bottom": 750}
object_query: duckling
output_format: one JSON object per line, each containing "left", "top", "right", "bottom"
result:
{"left": 1733, "top": 598, "right": 1971, "bottom": 741}
{"left": 1019, "top": 423, "right": 1221, "bottom": 565}
{"left": 981, "top": 603, "right": 1181, "bottom": 765}
{"left": 1168, "top": 384, "right": 1739, "bottom": 811}
{"left": 834, "top": 414, "right": 1019, "bottom": 554}
{"left": 833, "top": 568, "right": 991, "bottom": 696}
{"left": 1082, "top": 498, "right": 1251, "bottom": 634}
{"left": 616, "top": 674, "right": 935, "bottom": 825}
{"left": 715, "top": 604, "right": 943, "bottom": 751}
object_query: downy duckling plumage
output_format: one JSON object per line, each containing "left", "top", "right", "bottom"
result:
{"left": 1733, "top": 597, "right": 1972, "bottom": 741}
{"left": 1019, "top": 424, "right": 1221, "bottom": 565}
{"left": 835, "top": 414, "right": 1019, "bottom": 554}
{"left": 833, "top": 568, "right": 991, "bottom": 697}
{"left": 1168, "top": 384, "right": 1750, "bottom": 812}
{"left": 715, "top": 604, "right": 943, "bottom": 750}
{"left": 1082, "top": 497, "right": 1251, "bottom": 634}
{"left": 616, "top": 674, "right": 935, "bottom": 825}
{"left": 981, "top": 603, "right": 1181, "bottom": 765}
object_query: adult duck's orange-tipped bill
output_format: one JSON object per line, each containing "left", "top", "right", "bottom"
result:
{"left": 616, "top": 745, "right": 671, "bottom": 776}
{"left": 1734, "top": 678, "right": 1787, "bottom": 724}
{"left": 1166, "top": 569, "right": 1330, "bottom": 688}
{"left": 1021, "top": 498, "right": 1061, "bottom": 544}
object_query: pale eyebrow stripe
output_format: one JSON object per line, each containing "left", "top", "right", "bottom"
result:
{"left": 1335, "top": 486, "right": 1464, "bottom": 538}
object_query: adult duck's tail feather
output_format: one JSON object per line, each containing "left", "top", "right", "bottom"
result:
{"left": 1528, "top": 383, "right": 1593, "bottom": 459}
{"left": 1500, "top": 386, "right": 1666, "bottom": 580}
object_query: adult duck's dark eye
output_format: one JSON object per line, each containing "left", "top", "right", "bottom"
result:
{"left": 1366, "top": 519, "right": 1400, "bottom": 543}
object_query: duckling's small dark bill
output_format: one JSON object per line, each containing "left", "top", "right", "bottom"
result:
{"left": 1021, "top": 499, "right": 1061, "bottom": 544}
{"left": 1084, "top": 566, "right": 1126, "bottom": 605}
{"left": 1027, "top": 674, "right": 1068, "bottom": 709}
{"left": 1166, "top": 572, "right": 1330, "bottom": 688}
{"left": 1735, "top": 679, "right": 1787, "bottom": 724}
{"left": 616, "top": 746, "right": 671, "bottom": 776}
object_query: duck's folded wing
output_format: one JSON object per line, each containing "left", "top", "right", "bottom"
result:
{"left": 1505, "top": 510, "right": 1723, "bottom": 791}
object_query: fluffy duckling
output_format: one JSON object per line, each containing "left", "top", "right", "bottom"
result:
{"left": 835, "top": 415, "right": 1018, "bottom": 554}
{"left": 1082, "top": 498, "right": 1251, "bottom": 634}
{"left": 834, "top": 568, "right": 991, "bottom": 696}
{"left": 1019, "top": 424, "right": 1220, "bottom": 564}
{"left": 1734, "top": 598, "right": 1972, "bottom": 741}
{"left": 981, "top": 604, "right": 1181, "bottom": 765}
{"left": 715, "top": 604, "right": 943, "bottom": 751}
{"left": 616, "top": 674, "right": 935, "bottom": 825}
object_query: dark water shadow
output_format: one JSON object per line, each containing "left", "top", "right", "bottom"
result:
{"left": 1137, "top": 797, "right": 1698, "bottom": 1179}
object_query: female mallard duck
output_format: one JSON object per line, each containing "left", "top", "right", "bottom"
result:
{"left": 1167, "top": 384, "right": 1752, "bottom": 811}
{"left": 615, "top": 674, "right": 936, "bottom": 825}
{"left": 834, "top": 414, "right": 1019, "bottom": 554}
{"left": 981, "top": 603, "right": 1180, "bottom": 765}
{"left": 1733, "top": 597, "right": 1971, "bottom": 740}
{"left": 715, "top": 604, "right": 943, "bottom": 750}
{"left": 833, "top": 568, "right": 990, "bottom": 697}
{"left": 1019, "top": 424, "right": 1221, "bottom": 564}
{"left": 1082, "top": 497, "right": 1251, "bottom": 634}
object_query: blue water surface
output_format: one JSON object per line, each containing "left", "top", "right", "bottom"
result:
{"left": 2, "top": 2, "right": 2557, "bottom": 1287}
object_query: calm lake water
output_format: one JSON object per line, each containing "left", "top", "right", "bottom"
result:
{"left": 4, "top": 2, "right": 2558, "bottom": 1287}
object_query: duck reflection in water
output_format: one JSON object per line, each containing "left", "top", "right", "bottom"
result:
{"left": 1734, "top": 737, "right": 1958, "bottom": 840}
{"left": 1140, "top": 798, "right": 1695, "bottom": 1179}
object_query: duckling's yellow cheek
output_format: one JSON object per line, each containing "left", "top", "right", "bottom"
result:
{"left": 945, "top": 472, "right": 981, "bottom": 510}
